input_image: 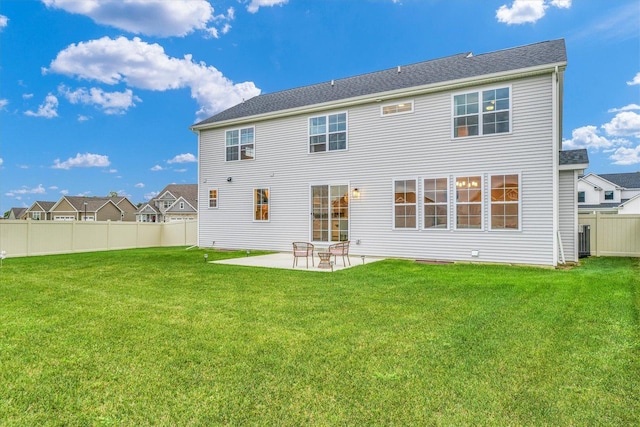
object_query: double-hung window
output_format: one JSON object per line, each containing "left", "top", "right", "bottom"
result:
{"left": 455, "top": 176, "right": 482, "bottom": 229}
{"left": 208, "top": 189, "right": 218, "bottom": 208}
{"left": 226, "top": 127, "right": 254, "bottom": 161}
{"left": 309, "top": 113, "right": 347, "bottom": 152}
{"left": 394, "top": 179, "right": 417, "bottom": 229}
{"left": 423, "top": 178, "right": 448, "bottom": 229}
{"left": 577, "top": 191, "right": 585, "bottom": 203}
{"left": 453, "top": 87, "right": 510, "bottom": 137}
{"left": 490, "top": 174, "right": 519, "bottom": 230}
{"left": 254, "top": 188, "right": 269, "bottom": 221}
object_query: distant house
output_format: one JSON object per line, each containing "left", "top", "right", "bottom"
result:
{"left": 136, "top": 184, "right": 198, "bottom": 222}
{"left": 24, "top": 201, "right": 56, "bottom": 220}
{"left": 578, "top": 172, "right": 640, "bottom": 214}
{"left": 49, "top": 196, "right": 137, "bottom": 221}
{"left": 192, "top": 39, "right": 588, "bottom": 267}
{"left": 7, "top": 207, "right": 27, "bottom": 220}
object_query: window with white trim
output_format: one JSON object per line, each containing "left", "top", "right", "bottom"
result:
{"left": 32, "top": 211, "right": 41, "bottom": 220}
{"left": 208, "top": 189, "right": 218, "bottom": 208}
{"left": 309, "top": 112, "right": 347, "bottom": 152}
{"left": 381, "top": 101, "right": 413, "bottom": 116}
{"left": 394, "top": 179, "right": 417, "bottom": 229}
{"left": 254, "top": 188, "right": 269, "bottom": 221}
{"left": 179, "top": 201, "right": 184, "bottom": 210}
{"left": 577, "top": 191, "right": 585, "bottom": 203}
{"left": 455, "top": 176, "right": 482, "bottom": 229}
{"left": 604, "top": 190, "right": 614, "bottom": 200}
{"left": 423, "top": 177, "right": 448, "bottom": 229}
{"left": 490, "top": 174, "right": 519, "bottom": 230}
{"left": 453, "top": 87, "right": 510, "bottom": 137}
{"left": 226, "top": 127, "right": 255, "bottom": 161}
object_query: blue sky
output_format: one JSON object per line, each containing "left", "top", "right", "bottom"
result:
{"left": 1, "top": 0, "right": 638, "bottom": 214}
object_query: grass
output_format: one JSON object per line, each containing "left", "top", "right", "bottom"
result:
{"left": 0, "top": 247, "right": 638, "bottom": 426}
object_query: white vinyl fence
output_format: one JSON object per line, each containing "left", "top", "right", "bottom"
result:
{"left": 0, "top": 220, "right": 197, "bottom": 258}
{"left": 578, "top": 213, "right": 640, "bottom": 257}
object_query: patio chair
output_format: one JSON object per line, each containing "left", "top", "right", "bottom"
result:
{"left": 292, "top": 242, "right": 314, "bottom": 268}
{"left": 328, "top": 241, "right": 351, "bottom": 266}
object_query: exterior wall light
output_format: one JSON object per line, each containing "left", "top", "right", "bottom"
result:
{"left": 352, "top": 188, "right": 360, "bottom": 199}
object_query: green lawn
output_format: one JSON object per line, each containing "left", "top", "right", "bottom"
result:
{"left": 0, "top": 248, "right": 638, "bottom": 426}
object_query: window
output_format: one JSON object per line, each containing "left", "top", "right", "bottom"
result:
{"left": 604, "top": 190, "right": 614, "bottom": 200}
{"left": 163, "top": 200, "right": 172, "bottom": 209}
{"left": 309, "top": 113, "right": 347, "bottom": 152}
{"left": 381, "top": 101, "right": 413, "bottom": 116}
{"left": 32, "top": 211, "right": 41, "bottom": 220}
{"left": 455, "top": 176, "right": 482, "bottom": 229}
{"left": 179, "top": 202, "right": 184, "bottom": 210}
{"left": 578, "top": 191, "right": 585, "bottom": 203}
{"left": 453, "top": 87, "right": 510, "bottom": 137}
{"left": 394, "top": 179, "right": 417, "bottom": 229}
{"left": 254, "top": 188, "right": 269, "bottom": 221}
{"left": 311, "top": 185, "right": 349, "bottom": 242}
{"left": 208, "top": 189, "right": 218, "bottom": 208}
{"left": 226, "top": 127, "right": 254, "bottom": 161}
{"left": 423, "top": 178, "right": 448, "bottom": 229}
{"left": 490, "top": 174, "right": 519, "bottom": 230}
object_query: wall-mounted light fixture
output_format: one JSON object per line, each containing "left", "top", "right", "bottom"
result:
{"left": 226, "top": 177, "right": 232, "bottom": 182}
{"left": 352, "top": 188, "right": 360, "bottom": 199}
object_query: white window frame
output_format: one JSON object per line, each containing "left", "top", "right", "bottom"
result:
{"left": 454, "top": 175, "right": 484, "bottom": 231}
{"left": 253, "top": 188, "right": 270, "bottom": 222}
{"left": 422, "top": 177, "right": 449, "bottom": 230}
{"left": 489, "top": 173, "right": 521, "bottom": 231}
{"left": 393, "top": 178, "right": 418, "bottom": 230}
{"left": 452, "top": 85, "right": 511, "bottom": 138}
{"left": 179, "top": 201, "right": 185, "bottom": 210}
{"left": 308, "top": 112, "right": 348, "bottom": 153}
{"left": 208, "top": 188, "right": 218, "bottom": 209}
{"left": 32, "top": 211, "right": 41, "bottom": 220}
{"left": 381, "top": 100, "right": 414, "bottom": 117}
{"left": 225, "top": 126, "right": 255, "bottom": 161}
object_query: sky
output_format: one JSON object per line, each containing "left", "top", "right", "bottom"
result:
{"left": 0, "top": 0, "right": 639, "bottom": 214}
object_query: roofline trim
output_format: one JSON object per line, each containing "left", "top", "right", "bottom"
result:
{"left": 191, "top": 61, "right": 567, "bottom": 131}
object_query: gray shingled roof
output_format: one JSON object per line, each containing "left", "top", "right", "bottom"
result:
{"left": 597, "top": 172, "right": 640, "bottom": 189}
{"left": 194, "top": 39, "right": 566, "bottom": 127}
{"left": 559, "top": 149, "right": 589, "bottom": 166}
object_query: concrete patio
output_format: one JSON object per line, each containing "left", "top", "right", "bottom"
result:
{"left": 211, "top": 252, "right": 385, "bottom": 272}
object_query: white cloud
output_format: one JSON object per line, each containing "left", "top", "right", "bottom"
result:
{"left": 0, "top": 158, "right": 3, "bottom": 166}
{"left": 562, "top": 125, "right": 617, "bottom": 151}
{"left": 496, "top": 0, "right": 570, "bottom": 25}
{"left": 59, "top": 84, "right": 141, "bottom": 115}
{"left": 167, "top": 153, "right": 197, "bottom": 164}
{"left": 174, "top": 168, "right": 188, "bottom": 173}
{"left": 6, "top": 184, "right": 47, "bottom": 197}
{"left": 78, "top": 115, "right": 91, "bottom": 122}
{"left": 135, "top": 183, "right": 144, "bottom": 188}
{"left": 24, "top": 94, "right": 59, "bottom": 118}
{"left": 45, "top": 36, "right": 260, "bottom": 120}
{"left": 608, "top": 104, "right": 640, "bottom": 113}
{"left": 609, "top": 145, "right": 640, "bottom": 165}
{"left": 247, "top": 0, "right": 288, "bottom": 14}
{"left": 0, "top": 99, "right": 8, "bottom": 110}
{"left": 150, "top": 165, "right": 164, "bottom": 171}
{"left": 22, "top": 93, "right": 34, "bottom": 100}
{"left": 49, "top": 186, "right": 58, "bottom": 190}
{"left": 42, "top": 0, "right": 214, "bottom": 37}
{"left": 628, "top": 73, "right": 640, "bottom": 86}
{"left": 0, "top": 14, "right": 8, "bottom": 30}
{"left": 602, "top": 111, "right": 640, "bottom": 138}
{"left": 144, "top": 191, "right": 159, "bottom": 200}
{"left": 52, "top": 153, "right": 111, "bottom": 170}
{"left": 60, "top": 189, "right": 69, "bottom": 195}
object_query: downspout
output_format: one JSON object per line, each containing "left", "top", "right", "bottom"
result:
{"left": 552, "top": 65, "right": 562, "bottom": 265}
{"left": 194, "top": 128, "right": 201, "bottom": 249}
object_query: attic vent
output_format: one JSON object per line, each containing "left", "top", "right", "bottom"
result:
{"left": 466, "top": 52, "right": 474, "bottom": 58}
{"left": 397, "top": 65, "right": 401, "bottom": 73}
{"left": 331, "top": 79, "right": 334, "bottom": 86}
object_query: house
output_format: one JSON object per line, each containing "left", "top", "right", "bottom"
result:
{"left": 23, "top": 201, "right": 56, "bottom": 220}
{"left": 191, "top": 39, "right": 588, "bottom": 267}
{"left": 578, "top": 172, "right": 640, "bottom": 214}
{"left": 49, "top": 196, "right": 137, "bottom": 221}
{"left": 7, "top": 207, "right": 27, "bottom": 220}
{"left": 136, "top": 184, "right": 198, "bottom": 222}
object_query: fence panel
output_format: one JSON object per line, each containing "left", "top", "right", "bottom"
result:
{"left": 0, "top": 220, "right": 197, "bottom": 258}
{"left": 578, "top": 214, "right": 640, "bottom": 257}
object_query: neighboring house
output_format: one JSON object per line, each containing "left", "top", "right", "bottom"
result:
{"left": 7, "top": 207, "right": 27, "bottom": 220}
{"left": 578, "top": 172, "right": 640, "bottom": 214}
{"left": 136, "top": 184, "right": 198, "bottom": 222}
{"left": 49, "top": 196, "right": 137, "bottom": 221}
{"left": 24, "top": 201, "right": 56, "bottom": 220}
{"left": 191, "top": 39, "right": 588, "bottom": 266}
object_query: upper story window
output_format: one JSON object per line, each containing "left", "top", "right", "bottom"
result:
{"left": 393, "top": 179, "right": 417, "bottom": 229}
{"left": 209, "top": 189, "right": 218, "bottom": 208}
{"left": 254, "top": 188, "right": 269, "bottom": 221}
{"left": 453, "top": 87, "right": 510, "bottom": 138}
{"left": 604, "top": 190, "right": 614, "bottom": 200}
{"left": 179, "top": 202, "right": 185, "bottom": 210}
{"left": 578, "top": 191, "right": 585, "bottom": 203}
{"left": 226, "top": 127, "right": 255, "bottom": 161}
{"left": 309, "top": 112, "right": 347, "bottom": 153}
{"left": 490, "top": 174, "right": 519, "bottom": 230}
{"left": 423, "top": 177, "right": 448, "bottom": 229}
{"left": 455, "top": 176, "right": 483, "bottom": 230}
{"left": 32, "top": 211, "right": 41, "bottom": 220}
{"left": 381, "top": 101, "right": 414, "bottom": 116}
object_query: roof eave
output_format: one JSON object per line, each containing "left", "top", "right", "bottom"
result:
{"left": 190, "top": 61, "right": 567, "bottom": 131}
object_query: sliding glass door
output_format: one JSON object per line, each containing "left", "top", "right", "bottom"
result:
{"left": 311, "top": 184, "right": 349, "bottom": 243}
